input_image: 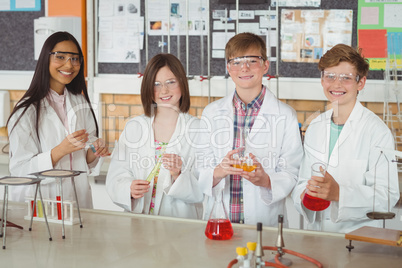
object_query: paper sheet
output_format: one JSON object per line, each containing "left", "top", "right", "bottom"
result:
{"left": 212, "top": 32, "right": 235, "bottom": 50}
{"left": 147, "top": 0, "right": 209, "bottom": 36}
{"left": 281, "top": 9, "right": 352, "bottom": 63}
{"left": 98, "top": 0, "right": 143, "bottom": 63}
{"left": 358, "top": 29, "right": 387, "bottom": 58}
{"left": 16, "top": 0, "right": 35, "bottom": 8}
{"left": 361, "top": 7, "right": 379, "bottom": 25}
{"left": 384, "top": 4, "right": 402, "bottom": 28}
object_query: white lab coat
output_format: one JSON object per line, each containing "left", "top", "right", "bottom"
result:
{"left": 8, "top": 91, "right": 102, "bottom": 209}
{"left": 106, "top": 113, "right": 204, "bottom": 219}
{"left": 197, "top": 88, "right": 303, "bottom": 227}
{"left": 292, "top": 101, "right": 400, "bottom": 233}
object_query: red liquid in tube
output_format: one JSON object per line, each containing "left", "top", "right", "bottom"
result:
{"left": 205, "top": 219, "right": 233, "bottom": 240}
{"left": 56, "top": 196, "right": 62, "bottom": 220}
{"left": 31, "top": 200, "right": 37, "bottom": 217}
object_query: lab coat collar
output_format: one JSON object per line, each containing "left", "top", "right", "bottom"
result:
{"left": 327, "top": 100, "right": 364, "bottom": 165}
{"left": 149, "top": 113, "right": 185, "bottom": 156}
{"left": 216, "top": 86, "right": 280, "bottom": 115}
{"left": 42, "top": 92, "right": 72, "bottom": 134}
{"left": 214, "top": 86, "right": 280, "bottom": 142}
{"left": 336, "top": 101, "right": 364, "bottom": 146}
{"left": 65, "top": 91, "right": 77, "bottom": 133}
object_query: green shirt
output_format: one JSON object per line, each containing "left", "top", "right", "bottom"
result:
{"left": 329, "top": 120, "right": 344, "bottom": 159}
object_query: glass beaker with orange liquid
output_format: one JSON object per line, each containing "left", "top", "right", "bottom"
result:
{"left": 242, "top": 156, "right": 257, "bottom": 172}
{"left": 205, "top": 190, "right": 233, "bottom": 240}
{"left": 302, "top": 162, "right": 330, "bottom": 211}
{"left": 233, "top": 153, "right": 257, "bottom": 172}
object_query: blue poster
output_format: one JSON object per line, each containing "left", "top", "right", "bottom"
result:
{"left": 0, "top": 0, "right": 41, "bottom": 11}
{"left": 387, "top": 32, "right": 402, "bottom": 59}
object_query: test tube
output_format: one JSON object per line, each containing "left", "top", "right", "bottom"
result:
{"left": 56, "top": 196, "right": 62, "bottom": 220}
{"left": 37, "top": 200, "right": 44, "bottom": 218}
{"left": 31, "top": 200, "right": 37, "bottom": 217}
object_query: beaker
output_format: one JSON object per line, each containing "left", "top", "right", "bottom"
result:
{"left": 205, "top": 190, "right": 233, "bottom": 240}
{"left": 302, "top": 162, "right": 330, "bottom": 211}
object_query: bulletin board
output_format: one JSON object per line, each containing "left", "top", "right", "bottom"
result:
{"left": 280, "top": 9, "right": 353, "bottom": 63}
{"left": 0, "top": 0, "right": 385, "bottom": 80}
{"left": 96, "top": 0, "right": 277, "bottom": 77}
{"left": 357, "top": 0, "right": 402, "bottom": 71}
{"left": 0, "top": 0, "right": 44, "bottom": 70}
{"left": 97, "top": 0, "right": 385, "bottom": 80}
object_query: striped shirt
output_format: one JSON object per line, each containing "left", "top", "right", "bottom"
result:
{"left": 230, "top": 86, "right": 266, "bottom": 223}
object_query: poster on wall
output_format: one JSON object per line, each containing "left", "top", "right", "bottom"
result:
{"left": 211, "top": 9, "right": 278, "bottom": 61}
{"left": 0, "top": 0, "right": 40, "bottom": 11}
{"left": 98, "top": 0, "right": 144, "bottom": 63}
{"left": 357, "top": 0, "right": 402, "bottom": 70}
{"left": 271, "top": 0, "right": 320, "bottom": 7}
{"left": 280, "top": 9, "right": 353, "bottom": 63}
{"left": 147, "top": 0, "right": 209, "bottom": 36}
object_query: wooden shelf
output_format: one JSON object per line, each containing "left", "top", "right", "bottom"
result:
{"left": 345, "top": 226, "right": 402, "bottom": 247}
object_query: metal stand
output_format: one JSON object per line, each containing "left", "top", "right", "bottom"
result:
{"left": 267, "top": 215, "right": 293, "bottom": 266}
{"left": 71, "top": 177, "right": 83, "bottom": 228}
{"left": 30, "top": 169, "right": 85, "bottom": 239}
{"left": 29, "top": 183, "right": 52, "bottom": 241}
{"left": 346, "top": 240, "right": 354, "bottom": 252}
{"left": 57, "top": 176, "right": 84, "bottom": 239}
{"left": 0, "top": 220, "right": 23, "bottom": 231}
{"left": 0, "top": 177, "right": 52, "bottom": 249}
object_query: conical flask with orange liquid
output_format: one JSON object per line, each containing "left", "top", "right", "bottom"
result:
{"left": 205, "top": 190, "right": 233, "bottom": 240}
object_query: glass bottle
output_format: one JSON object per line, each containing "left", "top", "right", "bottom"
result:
{"left": 205, "top": 190, "right": 233, "bottom": 240}
{"left": 302, "top": 162, "right": 330, "bottom": 211}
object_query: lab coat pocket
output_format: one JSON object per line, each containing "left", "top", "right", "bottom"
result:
{"left": 336, "top": 159, "right": 366, "bottom": 186}
{"left": 333, "top": 159, "right": 367, "bottom": 222}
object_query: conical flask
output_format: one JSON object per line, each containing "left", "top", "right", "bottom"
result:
{"left": 205, "top": 190, "right": 233, "bottom": 240}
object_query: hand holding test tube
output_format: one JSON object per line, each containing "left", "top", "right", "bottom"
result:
{"left": 87, "top": 135, "right": 111, "bottom": 157}
{"left": 146, "top": 147, "right": 167, "bottom": 182}
{"left": 162, "top": 152, "right": 183, "bottom": 180}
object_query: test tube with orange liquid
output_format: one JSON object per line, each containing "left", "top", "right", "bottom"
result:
{"left": 242, "top": 157, "right": 256, "bottom": 172}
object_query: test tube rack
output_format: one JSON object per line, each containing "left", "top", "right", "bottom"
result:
{"left": 24, "top": 197, "right": 81, "bottom": 225}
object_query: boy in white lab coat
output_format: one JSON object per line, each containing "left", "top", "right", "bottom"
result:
{"left": 197, "top": 32, "right": 303, "bottom": 227}
{"left": 292, "top": 44, "right": 400, "bottom": 233}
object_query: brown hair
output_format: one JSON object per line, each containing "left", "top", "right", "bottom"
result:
{"left": 7, "top": 31, "right": 98, "bottom": 139}
{"left": 141, "top": 53, "right": 190, "bottom": 117}
{"left": 318, "top": 44, "right": 369, "bottom": 80}
{"left": 225, "top": 32, "right": 267, "bottom": 61}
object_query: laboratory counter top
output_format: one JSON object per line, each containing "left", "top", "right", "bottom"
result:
{"left": 0, "top": 203, "right": 401, "bottom": 268}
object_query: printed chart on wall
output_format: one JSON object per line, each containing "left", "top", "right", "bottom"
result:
{"left": 280, "top": 9, "right": 353, "bottom": 63}
{"left": 98, "top": 0, "right": 144, "bottom": 63}
{"left": 211, "top": 9, "right": 278, "bottom": 61}
{"left": 147, "top": 0, "right": 209, "bottom": 36}
{"left": 358, "top": 0, "right": 402, "bottom": 70}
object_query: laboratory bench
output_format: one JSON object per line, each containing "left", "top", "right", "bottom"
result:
{"left": 0, "top": 202, "right": 401, "bottom": 268}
